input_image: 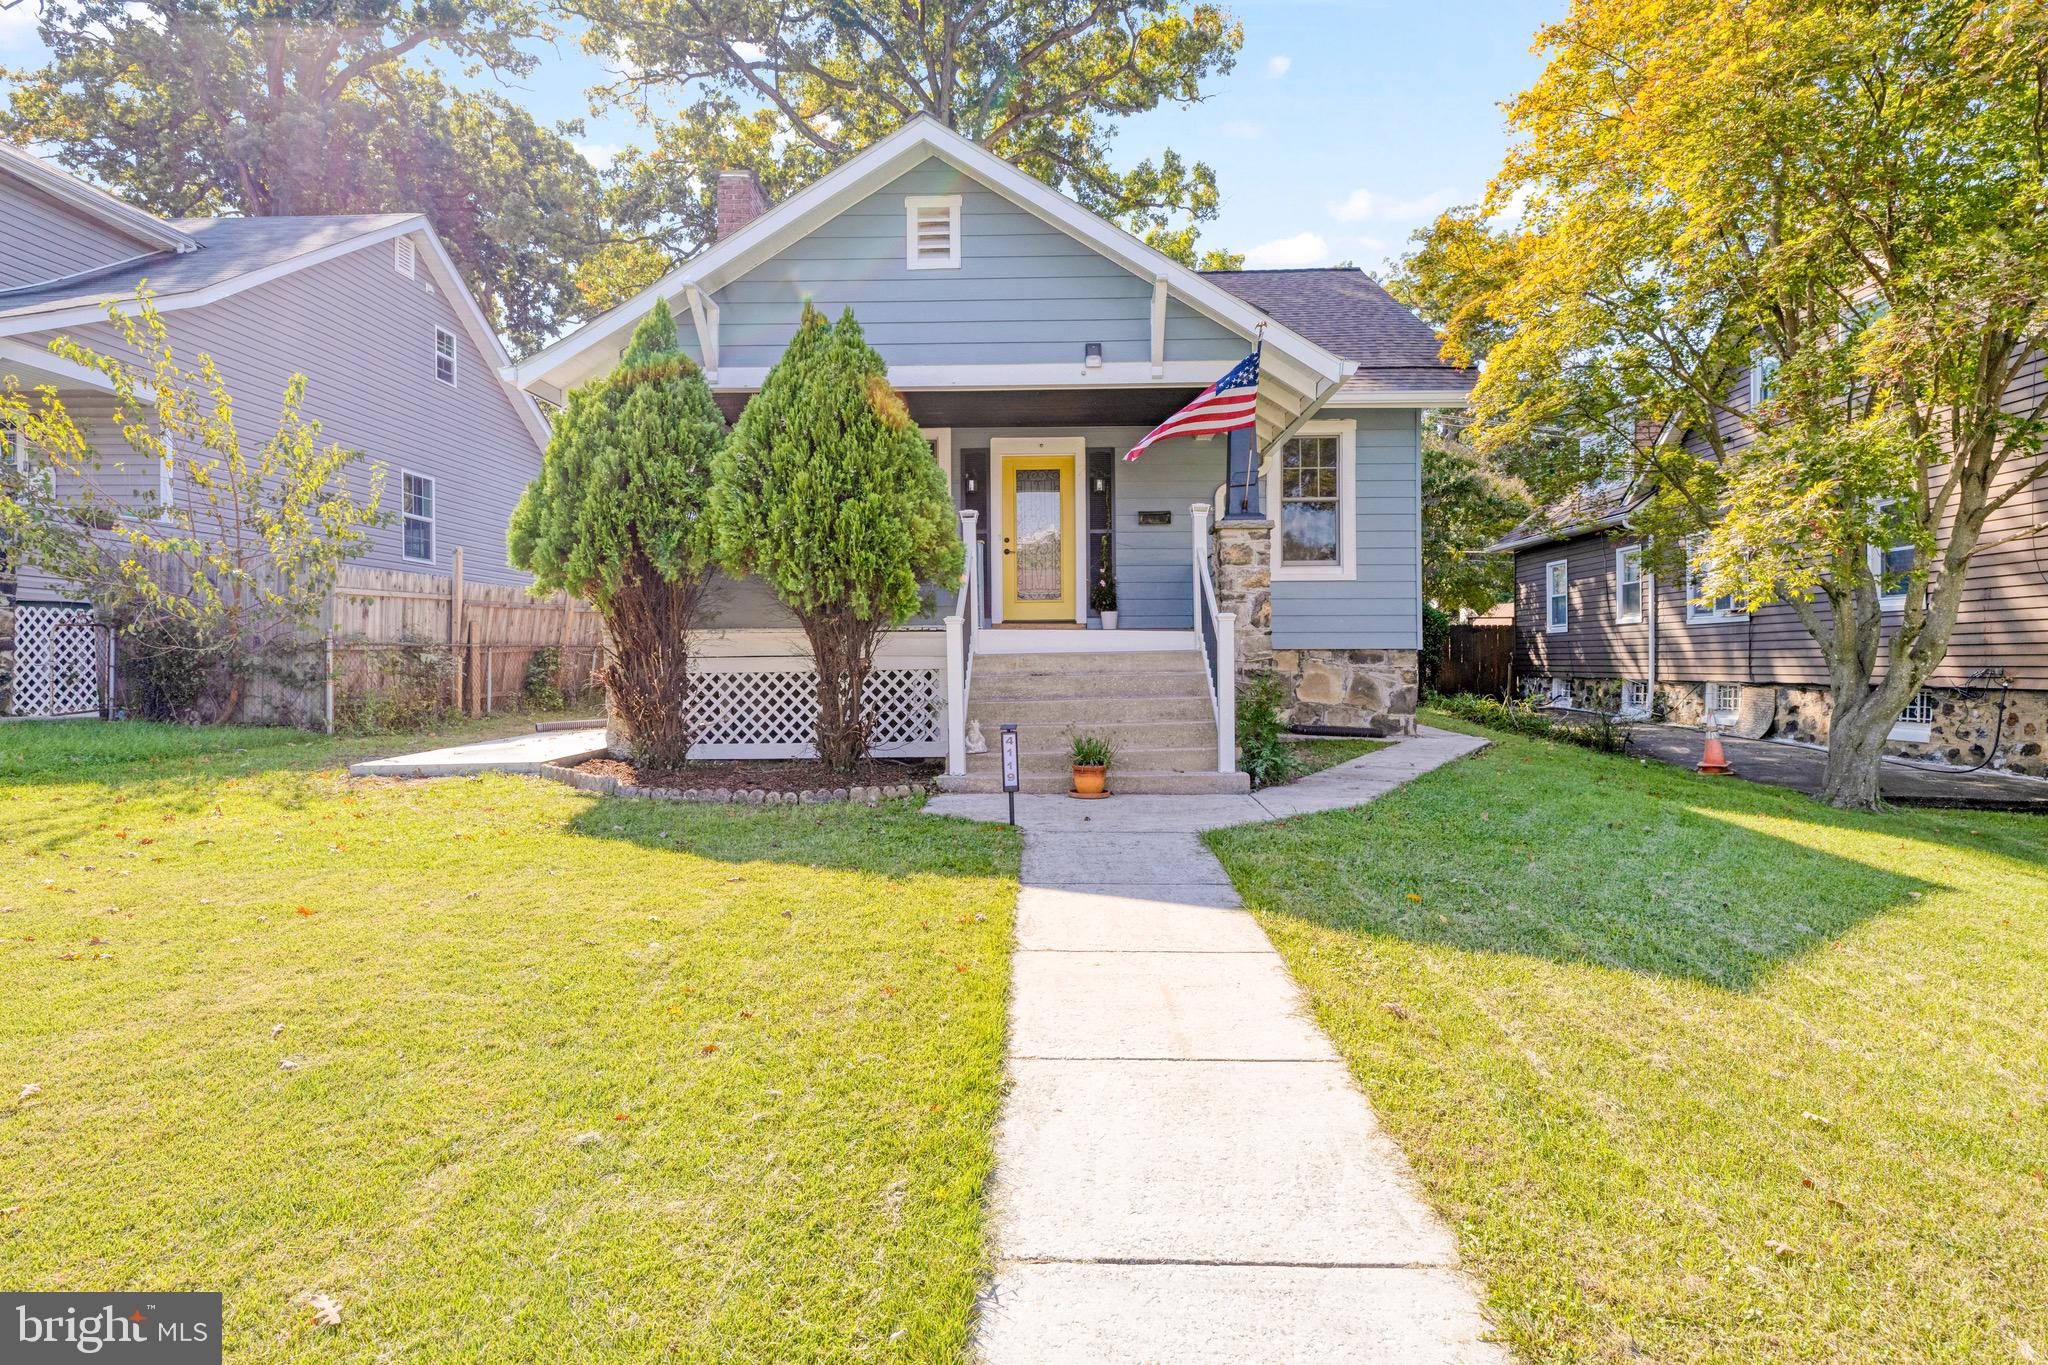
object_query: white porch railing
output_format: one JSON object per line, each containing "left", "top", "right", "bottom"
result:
{"left": 1190, "top": 503, "right": 1237, "bottom": 774}
{"left": 944, "top": 509, "right": 981, "bottom": 776}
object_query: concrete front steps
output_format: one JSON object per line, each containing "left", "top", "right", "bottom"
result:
{"left": 938, "top": 649, "right": 1250, "bottom": 795}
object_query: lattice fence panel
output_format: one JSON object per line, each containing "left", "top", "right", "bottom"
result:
{"left": 13, "top": 604, "right": 100, "bottom": 717}
{"left": 686, "top": 665, "right": 942, "bottom": 753}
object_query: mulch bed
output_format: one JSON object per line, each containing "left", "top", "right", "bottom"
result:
{"left": 573, "top": 755, "right": 941, "bottom": 797}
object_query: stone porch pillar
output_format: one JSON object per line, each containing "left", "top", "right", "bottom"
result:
{"left": 1208, "top": 516, "right": 1273, "bottom": 681}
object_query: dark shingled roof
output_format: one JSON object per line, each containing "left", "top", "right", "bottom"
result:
{"left": 1202, "top": 266, "right": 1472, "bottom": 388}
{"left": 0, "top": 215, "right": 417, "bottom": 320}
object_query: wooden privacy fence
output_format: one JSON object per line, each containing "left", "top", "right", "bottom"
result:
{"left": 326, "top": 548, "right": 607, "bottom": 727}
{"left": 1435, "top": 623, "right": 1514, "bottom": 698}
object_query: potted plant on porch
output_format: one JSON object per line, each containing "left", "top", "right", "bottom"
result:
{"left": 1068, "top": 733, "right": 1114, "bottom": 798}
{"left": 1091, "top": 568, "right": 1119, "bottom": 630}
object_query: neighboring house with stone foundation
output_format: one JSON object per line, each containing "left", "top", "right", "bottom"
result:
{"left": 511, "top": 116, "right": 1471, "bottom": 792}
{"left": 1493, "top": 362, "right": 2048, "bottom": 777}
{"left": 0, "top": 140, "right": 548, "bottom": 719}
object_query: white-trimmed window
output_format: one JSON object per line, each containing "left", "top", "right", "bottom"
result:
{"left": 8, "top": 423, "right": 52, "bottom": 496}
{"left": 394, "top": 237, "right": 417, "bottom": 279}
{"left": 1545, "top": 559, "right": 1569, "bottom": 633}
{"left": 1868, "top": 498, "right": 1918, "bottom": 609}
{"left": 1620, "top": 679, "right": 1650, "bottom": 717}
{"left": 1750, "top": 349, "right": 1780, "bottom": 408}
{"left": 1890, "top": 688, "right": 1936, "bottom": 742}
{"left": 905, "top": 195, "right": 962, "bottom": 270}
{"left": 157, "top": 428, "right": 175, "bottom": 509}
{"left": 401, "top": 471, "right": 435, "bottom": 562}
{"left": 1615, "top": 545, "right": 1643, "bottom": 624}
{"left": 1708, "top": 682, "right": 1742, "bottom": 723}
{"left": 434, "top": 327, "right": 458, "bottom": 387}
{"left": 1268, "top": 420, "right": 1357, "bottom": 580}
{"left": 1686, "top": 538, "right": 1746, "bottom": 623}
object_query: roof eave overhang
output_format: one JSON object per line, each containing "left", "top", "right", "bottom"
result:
{"left": 0, "top": 148, "right": 197, "bottom": 255}
{"left": 1487, "top": 511, "right": 1633, "bottom": 554}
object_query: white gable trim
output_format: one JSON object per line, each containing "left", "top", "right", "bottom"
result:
{"left": 0, "top": 142, "right": 197, "bottom": 255}
{"left": 509, "top": 116, "right": 1354, "bottom": 397}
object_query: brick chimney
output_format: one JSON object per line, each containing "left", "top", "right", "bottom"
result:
{"left": 714, "top": 170, "right": 770, "bottom": 241}
{"left": 1633, "top": 414, "right": 1664, "bottom": 450}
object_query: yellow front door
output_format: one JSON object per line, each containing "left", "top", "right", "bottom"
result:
{"left": 1000, "top": 453, "right": 1076, "bottom": 621}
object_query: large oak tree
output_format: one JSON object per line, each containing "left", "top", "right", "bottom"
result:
{"left": 1419, "top": 0, "right": 2048, "bottom": 809}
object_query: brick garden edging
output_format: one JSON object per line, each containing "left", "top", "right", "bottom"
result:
{"left": 538, "top": 759, "right": 925, "bottom": 806}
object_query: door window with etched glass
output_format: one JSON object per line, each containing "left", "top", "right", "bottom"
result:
{"left": 1278, "top": 435, "right": 1341, "bottom": 566}
{"left": 1012, "top": 466, "right": 1064, "bottom": 601}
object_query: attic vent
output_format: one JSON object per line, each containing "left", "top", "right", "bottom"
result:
{"left": 394, "top": 237, "right": 416, "bottom": 278}
{"left": 904, "top": 195, "right": 962, "bottom": 271}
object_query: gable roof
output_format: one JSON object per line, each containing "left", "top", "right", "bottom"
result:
{"left": 0, "top": 141, "right": 198, "bottom": 257}
{"left": 1204, "top": 268, "right": 1474, "bottom": 406}
{"left": 509, "top": 116, "right": 1362, "bottom": 440}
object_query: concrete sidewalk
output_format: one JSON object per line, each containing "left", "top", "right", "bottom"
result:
{"left": 930, "top": 728, "right": 1505, "bottom": 1363}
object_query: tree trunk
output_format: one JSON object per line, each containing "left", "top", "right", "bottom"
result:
{"left": 1818, "top": 694, "right": 1890, "bottom": 809}
{"left": 599, "top": 551, "right": 703, "bottom": 769}
{"left": 802, "top": 605, "right": 883, "bottom": 773}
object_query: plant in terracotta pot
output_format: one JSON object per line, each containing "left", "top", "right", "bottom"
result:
{"left": 1090, "top": 568, "right": 1118, "bottom": 630}
{"left": 1068, "top": 733, "right": 1114, "bottom": 798}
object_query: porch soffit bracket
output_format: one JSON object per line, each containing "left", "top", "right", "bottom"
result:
{"left": 681, "top": 283, "right": 719, "bottom": 381}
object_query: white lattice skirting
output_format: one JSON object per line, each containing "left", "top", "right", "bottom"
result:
{"left": 10, "top": 603, "right": 101, "bottom": 718}
{"left": 685, "top": 664, "right": 944, "bottom": 760}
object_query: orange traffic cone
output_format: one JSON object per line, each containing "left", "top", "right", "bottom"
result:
{"left": 1696, "top": 729, "right": 1736, "bottom": 776}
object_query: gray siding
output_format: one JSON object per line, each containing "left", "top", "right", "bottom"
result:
{"left": 0, "top": 179, "right": 156, "bottom": 292}
{"left": 716, "top": 158, "right": 1245, "bottom": 371}
{"left": 19, "top": 238, "right": 544, "bottom": 584}
{"left": 1270, "top": 407, "right": 1422, "bottom": 650}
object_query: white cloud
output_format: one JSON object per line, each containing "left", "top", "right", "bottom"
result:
{"left": 1380, "top": 188, "right": 1460, "bottom": 220}
{"left": 1265, "top": 54, "right": 1292, "bottom": 77}
{"left": 1326, "top": 189, "right": 1374, "bottom": 222}
{"left": 575, "top": 142, "right": 626, "bottom": 171}
{"left": 1219, "top": 119, "right": 1265, "bottom": 141}
{"left": 1244, "top": 231, "right": 1329, "bottom": 269}
{"left": 1496, "top": 182, "right": 1536, "bottom": 224}
{"left": 732, "top": 40, "right": 768, "bottom": 63}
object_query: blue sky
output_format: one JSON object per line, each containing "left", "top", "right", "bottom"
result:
{"left": 1, "top": 0, "right": 1560, "bottom": 274}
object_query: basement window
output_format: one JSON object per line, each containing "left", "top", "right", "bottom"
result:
{"left": 1708, "top": 682, "right": 1742, "bottom": 724}
{"left": 1890, "top": 689, "right": 1936, "bottom": 743}
{"left": 905, "top": 195, "right": 962, "bottom": 270}
{"left": 1620, "top": 680, "right": 1650, "bottom": 718}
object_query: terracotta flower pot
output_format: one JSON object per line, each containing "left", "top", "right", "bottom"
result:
{"left": 1070, "top": 763, "right": 1107, "bottom": 796}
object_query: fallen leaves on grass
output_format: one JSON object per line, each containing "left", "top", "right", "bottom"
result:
{"left": 18, "top": 1083, "right": 42, "bottom": 1103}
{"left": 306, "top": 1293, "right": 342, "bottom": 1327}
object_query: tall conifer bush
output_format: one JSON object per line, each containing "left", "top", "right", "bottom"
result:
{"left": 713, "top": 304, "right": 962, "bottom": 771}
{"left": 508, "top": 300, "right": 722, "bottom": 767}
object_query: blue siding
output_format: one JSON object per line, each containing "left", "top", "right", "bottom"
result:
{"left": 716, "top": 158, "right": 1245, "bottom": 371}
{"left": 1269, "top": 407, "right": 1422, "bottom": 650}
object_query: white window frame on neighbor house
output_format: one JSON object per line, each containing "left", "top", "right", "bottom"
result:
{"left": 1868, "top": 498, "right": 1918, "bottom": 611}
{"left": 1750, "top": 349, "right": 1780, "bottom": 408}
{"left": 8, "top": 422, "right": 52, "bottom": 496}
{"left": 1615, "top": 544, "right": 1644, "bottom": 624}
{"left": 1685, "top": 538, "right": 1747, "bottom": 624}
{"left": 394, "top": 237, "right": 416, "bottom": 279}
{"left": 1268, "top": 419, "right": 1357, "bottom": 582}
{"left": 904, "top": 195, "right": 963, "bottom": 270}
{"left": 1890, "top": 687, "right": 1936, "bottom": 743}
{"left": 157, "top": 427, "right": 175, "bottom": 510}
{"left": 1545, "top": 559, "right": 1569, "bottom": 633}
{"left": 1620, "top": 679, "right": 1650, "bottom": 717}
{"left": 1708, "top": 682, "right": 1742, "bottom": 725}
{"left": 401, "top": 470, "right": 435, "bottom": 563}
{"left": 434, "top": 327, "right": 458, "bottom": 387}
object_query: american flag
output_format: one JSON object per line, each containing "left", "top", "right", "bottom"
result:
{"left": 1123, "top": 345, "right": 1261, "bottom": 462}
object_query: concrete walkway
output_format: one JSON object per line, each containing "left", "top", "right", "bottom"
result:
{"left": 927, "top": 728, "right": 1506, "bottom": 1363}
{"left": 346, "top": 727, "right": 606, "bottom": 778}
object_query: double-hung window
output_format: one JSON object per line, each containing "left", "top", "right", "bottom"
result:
{"left": 1545, "top": 559, "right": 1569, "bottom": 633}
{"left": 1615, "top": 545, "right": 1644, "bottom": 624}
{"left": 1750, "top": 350, "right": 1780, "bottom": 408}
{"left": 1268, "top": 420, "right": 1356, "bottom": 580}
{"left": 1685, "top": 538, "right": 1745, "bottom": 623}
{"left": 401, "top": 472, "right": 435, "bottom": 563}
{"left": 8, "top": 423, "right": 52, "bottom": 496}
{"left": 1869, "top": 498, "right": 1918, "bottom": 610}
{"left": 434, "top": 327, "right": 458, "bottom": 387}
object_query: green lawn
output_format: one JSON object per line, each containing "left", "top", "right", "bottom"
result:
{"left": 1207, "top": 713, "right": 2048, "bottom": 1364}
{"left": 1, "top": 722, "right": 1018, "bottom": 1362}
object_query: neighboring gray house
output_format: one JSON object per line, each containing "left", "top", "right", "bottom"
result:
{"left": 0, "top": 141, "right": 548, "bottom": 717}
{"left": 513, "top": 117, "right": 1472, "bottom": 790}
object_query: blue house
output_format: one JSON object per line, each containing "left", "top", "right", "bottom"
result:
{"left": 512, "top": 118, "right": 1472, "bottom": 791}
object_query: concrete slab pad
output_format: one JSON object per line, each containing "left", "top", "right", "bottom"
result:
{"left": 347, "top": 728, "right": 608, "bottom": 778}
{"left": 1009, "top": 951, "right": 1336, "bottom": 1061}
{"left": 1016, "top": 886, "right": 1267, "bottom": 953}
{"left": 991, "top": 1059, "right": 1457, "bottom": 1265}
{"left": 924, "top": 792, "right": 1271, "bottom": 832}
{"left": 976, "top": 1261, "right": 1508, "bottom": 1364}
{"left": 1021, "top": 832, "right": 1231, "bottom": 886}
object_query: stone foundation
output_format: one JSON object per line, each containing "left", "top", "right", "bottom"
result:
{"left": 1209, "top": 515, "right": 1418, "bottom": 736}
{"left": 1525, "top": 673, "right": 2048, "bottom": 778}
